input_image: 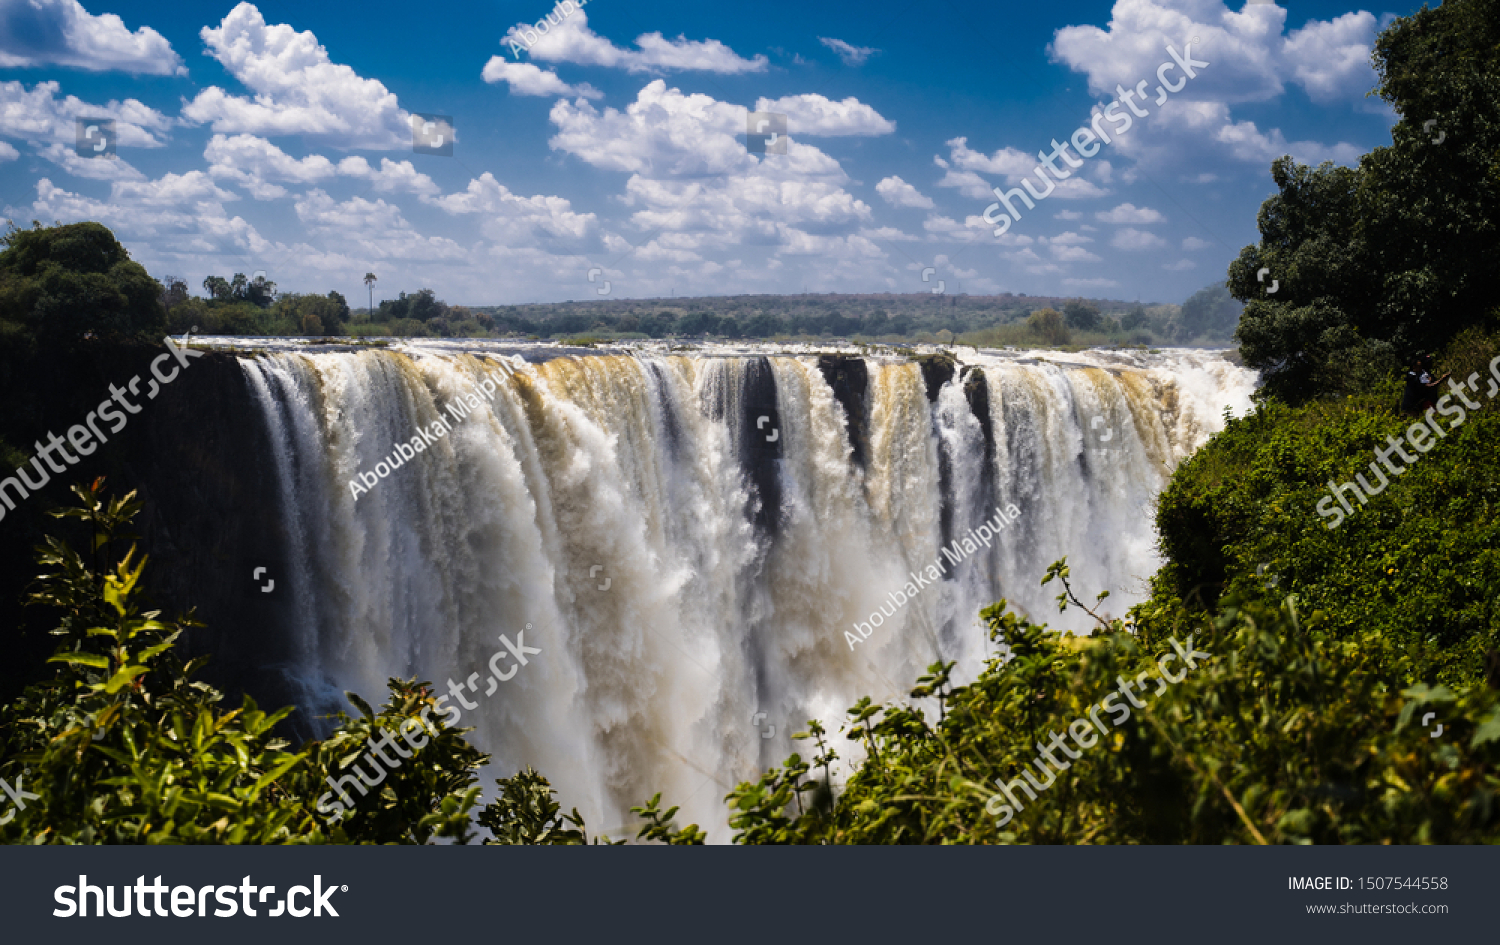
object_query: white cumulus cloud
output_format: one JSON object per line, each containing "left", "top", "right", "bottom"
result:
{"left": 182, "top": 3, "right": 411, "bottom": 149}
{"left": 504, "top": 9, "right": 766, "bottom": 74}
{"left": 0, "top": 0, "right": 184, "bottom": 75}
{"left": 875, "top": 176, "right": 933, "bottom": 209}
{"left": 755, "top": 94, "right": 894, "bottom": 136}
{"left": 1044, "top": 0, "right": 1375, "bottom": 174}
{"left": 1096, "top": 202, "right": 1164, "bottom": 224}
{"left": 546, "top": 81, "right": 875, "bottom": 262}
{"left": 423, "top": 171, "right": 601, "bottom": 249}
{"left": 205, "top": 134, "right": 438, "bottom": 199}
{"left": 0, "top": 79, "right": 171, "bottom": 147}
{"left": 481, "top": 58, "right": 601, "bottom": 99}
{"left": 1111, "top": 227, "right": 1166, "bottom": 250}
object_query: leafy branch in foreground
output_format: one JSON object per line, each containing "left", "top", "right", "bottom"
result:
{"left": 0, "top": 480, "right": 314, "bottom": 843}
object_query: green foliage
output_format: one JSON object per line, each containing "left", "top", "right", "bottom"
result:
{"left": 630, "top": 793, "right": 707, "bottom": 845}
{"left": 1230, "top": 0, "right": 1500, "bottom": 403}
{"left": 1147, "top": 332, "right": 1500, "bottom": 686}
{"left": 270, "top": 292, "right": 350, "bottom": 336}
{"left": 163, "top": 296, "right": 260, "bottom": 336}
{"left": 172, "top": 273, "right": 351, "bottom": 337}
{"left": 201, "top": 272, "right": 275, "bottom": 307}
{"left": 0, "top": 221, "right": 165, "bottom": 349}
{"left": 469, "top": 289, "right": 1195, "bottom": 344}
{"left": 0, "top": 480, "right": 320, "bottom": 843}
{"left": 0, "top": 483, "right": 479, "bottom": 843}
{"left": 1026, "top": 308, "right": 1071, "bottom": 346}
{"left": 477, "top": 767, "right": 591, "bottom": 844}
{"left": 301, "top": 679, "right": 488, "bottom": 844}
{"left": 1062, "top": 298, "right": 1101, "bottom": 331}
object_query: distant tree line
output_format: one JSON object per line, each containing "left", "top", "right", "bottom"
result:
{"left": 162, "top": 273, "right": 351, "bottom": 337}
{"left": 454, "top": 287, "right": 1239, "bottom": 346}
{"left": 363, "top": 288, "right": 493, "bottom": 338}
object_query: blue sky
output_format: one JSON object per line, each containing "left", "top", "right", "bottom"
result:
{"left": 0, "top": 0, "right": 1419, "bottom": 305}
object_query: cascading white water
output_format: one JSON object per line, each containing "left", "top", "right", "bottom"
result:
{"left": 239, "top": 342, "right": 1255, "bottom": 841}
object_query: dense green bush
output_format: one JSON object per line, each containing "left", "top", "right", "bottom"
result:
{"left": 1146, "top": 332, "right": 1500, "bottom": 687}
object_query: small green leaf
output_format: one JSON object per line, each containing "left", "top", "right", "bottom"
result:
{"left": 101, "top": 665, "right": 147, "bottom": 693}
{"left": 346, "top": 691, "right": 376, "bottom": 721}
{"left": 251, "top": 754, "right": 305, "bottom": 796}
{"left": 48, "top": 652, "right": 110, "bottom": 669}
{"left": 1470, "top": 708, "right": 1500, "bottom": 748}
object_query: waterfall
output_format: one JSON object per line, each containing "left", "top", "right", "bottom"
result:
{"left": 238, "top": 343, "right": 1256, "bottom": 841}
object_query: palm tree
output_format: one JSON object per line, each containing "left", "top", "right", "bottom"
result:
{"left": 363, "top": 272, "right": 377, "bottom": 321}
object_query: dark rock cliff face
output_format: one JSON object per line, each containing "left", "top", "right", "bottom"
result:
{"left": 958, "top": 366, "right": 998, "bottom": 571}
{"left": 736, "top": 356, "right": 783, "bottom": 537}
{"left": 0, "top": 344, "right": 299, "bottom": 715}
{"left": 913, "top": 352, "right": 956, "bottom": 402}
{"left": 962, "top": 366, "right": 996, "bottom": 471}
{"left": 816, "top": 354, "right": 869, "bottom": 468}
{"left": 119, "top": 351, "right": 300, "bottom": 715}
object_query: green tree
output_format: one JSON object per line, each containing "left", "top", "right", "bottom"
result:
{"left": 202, "top": 275, "right": 231, "bottom": 301}
{"left": 0, "top": 481, "right": 318, "bottom": 843}
{"left": 1027, "top": 307, "right": 1071, "bottom": 346}
{"left": 271, "top": 293, "right": 349, "bottom": 336}
{"left": 0, "top": 481, "right": 490, "bottom": 844}
{"left": 407, "top": 288, "right": 445, "bottom": 322}
{"left": 1230, "top": 0, "right": 1500, "bottom": 402}
{"left": 159, "top": 275, "right": 189, "bottom": 314}
{"left": 327, "top": 290, "right": 351, "bottom": 323}
{"left": 1062, "top": 298, "right": 1100, "bottom": 331}
{"left": 0, "top": 221, "right": 165, "bottom": 349}
{"left": 244, "top": 273, "right": 276, "bottom": 308}
{"left": 1229, "top": 159, "right": 1382, "bottom": 400}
